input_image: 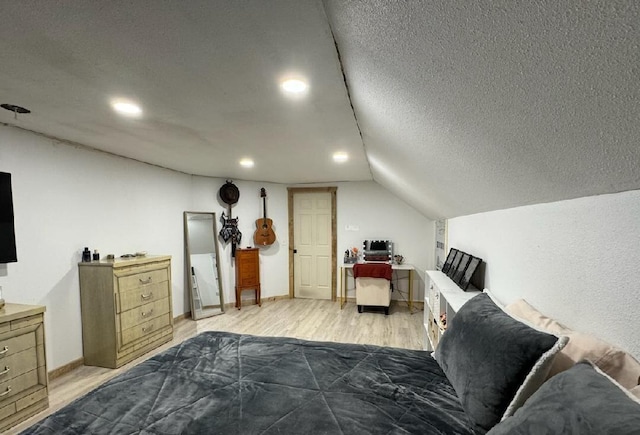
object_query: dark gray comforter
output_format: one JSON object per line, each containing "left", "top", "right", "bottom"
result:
{"left": 23, "top": 331, "right": 478, "bottom": 434}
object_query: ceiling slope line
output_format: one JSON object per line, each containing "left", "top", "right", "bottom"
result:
{"left": 322, "top": 6, "right": 373, "bottom": 180}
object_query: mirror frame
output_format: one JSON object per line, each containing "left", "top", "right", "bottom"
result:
{"left": 184, "top": 211, "right": 225, "bottom": 319}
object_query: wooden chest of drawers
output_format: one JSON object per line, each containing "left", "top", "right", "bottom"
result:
{"left": 79, "top": 255, "right": 173, "bottom": 368}
{"left": 0, "top": 304, "right": 48, "bottom": 432}
{"left": 235, "top": 248, "right": 261, "bottom": 309}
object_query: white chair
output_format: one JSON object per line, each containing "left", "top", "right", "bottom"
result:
{"left": 356, "top": 277, "right": 391, "bottom": 315}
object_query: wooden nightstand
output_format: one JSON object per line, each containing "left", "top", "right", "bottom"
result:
{"left": 0, "top": 304, "right": 48, "bottom": 432}
{"left": 235, "top": 248, "right": 261, "bottom": 309}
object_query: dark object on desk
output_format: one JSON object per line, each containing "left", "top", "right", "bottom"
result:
{"left": 21, "top": 332, "right": 478, "bottom": 434}
{"left": 353, "top": 262, "right": 392, "bottom": 280}
{"left": 441, "top": 248, "right": 458, "bottom": 274}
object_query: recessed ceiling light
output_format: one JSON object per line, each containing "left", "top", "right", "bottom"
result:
{"left": 333, "top": 152, "right": 349, "bottom": 163}
{"left": 280, "top": 78, "right": 308, "bottom": 95}
{"left": 110, "top": 99, "right": 142, "bottom": 117}
{"left": 239, "top": 158, "right": 254, "bottom": 168}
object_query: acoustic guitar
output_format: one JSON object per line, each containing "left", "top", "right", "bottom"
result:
{"left": 253, "top": 188, "right": 276, "bottom": 246}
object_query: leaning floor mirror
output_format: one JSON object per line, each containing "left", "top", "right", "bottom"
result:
{"left": 184, "top": 212, "right": 225, "bottom": 319}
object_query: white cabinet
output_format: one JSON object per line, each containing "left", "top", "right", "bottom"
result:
{"left": 423, "top": 270, "right": 480, "bottom": 351}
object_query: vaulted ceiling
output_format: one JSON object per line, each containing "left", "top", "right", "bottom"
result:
{"left": 1, "top": 1, "right": 638, "bottom": 219}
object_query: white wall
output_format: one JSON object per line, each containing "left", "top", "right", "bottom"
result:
{"left": 0, "top": 125, "right": 192, "bottom": 370}
{"left": 191, "top": 178, "right": 434, "bottom": 306}
{"left": 0, "top": 126, "right": 432, "bottom": 371}
{"left": 189, "top": 177, "right": 291, "bottom": 306}
{"left": 335, "top": 181, "right": 434, "bottom": 302}
{"left": 448, "top": 190, "right": 640, "bottom": 358}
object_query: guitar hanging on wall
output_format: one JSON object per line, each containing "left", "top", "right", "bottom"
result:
{"left": 253, "top": 188, "right": 276, "bottom": 246}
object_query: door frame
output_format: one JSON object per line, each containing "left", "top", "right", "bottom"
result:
{"left": 287, "top": 186, "right": 337, "bottom": 301}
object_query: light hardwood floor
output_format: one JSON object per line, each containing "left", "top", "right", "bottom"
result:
{"left": 9, "top": 299, "right": 424, "bottom": 434}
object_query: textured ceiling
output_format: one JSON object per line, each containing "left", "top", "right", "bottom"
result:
{"left": 325, "top": 0, "right": 640, "bottom": 218}
{"left": 1, "top": 1, "right": 639, "bottom": 219}
{"left": 0, "top": 1, "right": 370, "bottom": 184}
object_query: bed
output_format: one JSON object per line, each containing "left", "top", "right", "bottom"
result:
{"left": 22, "top": 331, "right": 477, "bottom": 434}
{"left": 22, "top": 293, "right": 640, "bottom": 434}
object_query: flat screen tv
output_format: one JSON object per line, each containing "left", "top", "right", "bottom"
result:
{"left": 0, "top": 172, "right": 17, "bottom": 263}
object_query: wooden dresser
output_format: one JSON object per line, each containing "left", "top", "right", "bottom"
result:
{"left": 78, "top": 255, "right": 173, "bottom": 368}
{"left": 0, "top": 304, "right": 48, "bottom": 432}
{"left": 235, "top": 248, "right": 261, "bottom": 309}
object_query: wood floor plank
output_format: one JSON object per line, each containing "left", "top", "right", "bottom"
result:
{"left": 8, "top": 299, "right": 424, "bottom": 434}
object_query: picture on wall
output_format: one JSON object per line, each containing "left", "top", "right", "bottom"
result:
{"left": 459, "top": 256, "right": 482, "bottom": 290}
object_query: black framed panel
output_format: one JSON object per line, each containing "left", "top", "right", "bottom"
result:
{"left": 451, "top": 253, "right": 471, "bottom": 284}
{"left": 459, "top": 256, "right": 482, "bottom": 290}
{"left": 447, "top": 250, "right": 464, "bottom": 278}
{"left": 441, "top": 248, "right": 458, "bottom": 274}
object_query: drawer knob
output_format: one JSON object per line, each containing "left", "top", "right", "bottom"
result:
{"left": 141, "top": 309, "right": 154, "bottom": 318}
{"left": 0, "top": 386, "right": 11, "bottom": 397}
{"left": 0, "top": 366, "right": 9, "bottom": 376}
{"left": 0, "top": 346, "right": 8, "bottom": 356}
{"left": 142, "top": 325, "right": 154, "bottom": 333}
{"left": 141, "top": 292, "right": 153, "bottom": 300}
{"left": 139, "top": 276, "right": 153, "bottom": 284}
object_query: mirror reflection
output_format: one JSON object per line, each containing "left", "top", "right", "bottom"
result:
{"left": 184, "top": 211, "right": 225, "bottom": 319}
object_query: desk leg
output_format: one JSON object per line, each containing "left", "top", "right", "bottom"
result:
{"left": 408, "top": 270, "right": 414, "bottom": 313}
{"left": 340, "top": 267, "right": 345, "bottom": 309}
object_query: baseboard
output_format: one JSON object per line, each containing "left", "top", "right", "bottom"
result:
{"left": 49, "top": 357, "right": 84, "bottom": 381}
{"left": 50, "top": 314, "right": 192, "bottom": 380}
{"left": 173, "top": 312, "right": 191, "bottom": 322}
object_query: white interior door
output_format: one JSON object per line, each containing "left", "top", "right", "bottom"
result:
{"left": 293, "top": 192, "right": 332, "bottom": 299}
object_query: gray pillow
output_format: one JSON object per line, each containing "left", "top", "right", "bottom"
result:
{"left": 434, "top": 293, "right": 567, "bottom": 431}
{"left": 487, "top": 360, "right": 640, "bottom": 434}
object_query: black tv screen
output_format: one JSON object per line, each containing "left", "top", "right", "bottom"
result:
{"left": 0, "top": 172, "right": 17, "bottom": 263}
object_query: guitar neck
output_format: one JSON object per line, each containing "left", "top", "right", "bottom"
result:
{"left": 263, "top": 196, "right": 267, "bottom": 222}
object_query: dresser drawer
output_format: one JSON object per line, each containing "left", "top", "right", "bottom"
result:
{"left": 117, "top": 268, "right": 169, "bottom": 293}
{"left": 239, "top": 272, "right": 258, "bottom": 286}
{"left": 120, "top": 314, "right": 171, "bottom": 347}
{"left": 0, "top": 347, "right": 38, "bottom": 383}
{"left": 0, "top": 332, "right": 36, "bottom": 360}
{"left": 0, "top": 369, "right": 38, "bottom": 404}
{"left": 119, "top": 298, "right": 170, "bottom": 331}
{"left": 117, "top": 282, "right": 170, "bottom": 313}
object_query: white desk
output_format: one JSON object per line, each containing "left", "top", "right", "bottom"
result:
{"left": 340, "top": 263, "right": 416, "bottom": 312}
